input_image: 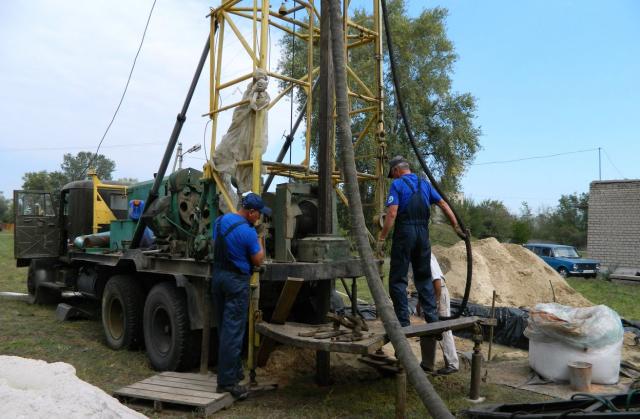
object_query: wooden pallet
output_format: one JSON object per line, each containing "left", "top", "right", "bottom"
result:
{"left": 113, "top": 371, "right": 233, "bottom": 416}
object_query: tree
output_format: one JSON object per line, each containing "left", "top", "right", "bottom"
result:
{"left": 276, "top": 0, "right": 480, "bottom": 193}
{"left": 461, "top": 199, "right": 513, "bottom": 241}
{"left": 329, "top": 0, "right": 452, "bottom": 414}
{"left": 115, "top": 177, "right": 139, "bottom": 185}
{"left": 61, "top": 151, "right": 115, "bottom": 181}
{"left": 532, "top": 193, "right": 589, "bottom": 248}
{"left": 0, "top": 193, "right": 11, "bottom": 223}
{"left": 21, "top": 170, "right": 67, "bottom": 191}
{"left": 21, "top": 152, "right": 116, "bottom": 192}
{"left": 511, "top": 202, "right": 533, "bottom": 244}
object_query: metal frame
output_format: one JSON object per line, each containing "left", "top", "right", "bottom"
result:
{"left": 202, "top": 0, "right": 387, "bottom": 383}
{"left": 203, "top": 0, "right": 386, "bottom": 212}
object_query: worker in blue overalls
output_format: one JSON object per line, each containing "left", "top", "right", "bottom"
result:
{"left": 211, "top": 193, "right": 270, "bottom": 400}
{"left": 378, "top": 155, "right": 463, "bottom": 335}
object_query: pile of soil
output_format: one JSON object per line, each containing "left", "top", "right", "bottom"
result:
{"left": 434, "top": 237, "right": 591, "bottom": 308}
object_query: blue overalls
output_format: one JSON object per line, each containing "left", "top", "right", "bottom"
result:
{"left": 389, "top": 176, "right": 439, "bottom": 326}
{"left": 211, "top": 218, "right": 250, "bottom": 387}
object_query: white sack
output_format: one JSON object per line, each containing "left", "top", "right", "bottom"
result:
{"left": 529, "top": 339, "right": 621, "bottom": 384}
{"left": 212, "top": 69, "right": 270, "bottom": 213}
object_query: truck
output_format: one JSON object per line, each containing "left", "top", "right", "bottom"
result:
{"left": 14, "top": 167, "right": 364, "bottom": 372}
{"left": 13, "top": 0, "right": 386, "bottom": 380}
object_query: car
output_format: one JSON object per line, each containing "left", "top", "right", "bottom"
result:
{"left": 523, "top": 243, "right": 600, "bottom": 278}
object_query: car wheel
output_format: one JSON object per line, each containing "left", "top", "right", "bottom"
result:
{"left": 102, "top": 275, "right": 145, "bottom": 350}
{"left": 27, "top": 260, "right": 60, "bottom": 305}
{"left": 557, "top": 267, "right": 569, "bottom": 278}
{"left": 143, "top": 282, "right": 191, "bottom": 371}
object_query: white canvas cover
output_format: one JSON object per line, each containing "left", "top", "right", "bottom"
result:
{"left": 212, "top": 69, "right": 270, "bottom": 213}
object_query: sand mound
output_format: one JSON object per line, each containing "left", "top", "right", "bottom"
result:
{"left": 0, "top": 356, "right": 145, "bottom": 419}
{"left": 434, "top": 237, "right": 591, "bottom": 308}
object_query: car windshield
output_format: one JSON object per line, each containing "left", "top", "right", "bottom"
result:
{"left": 553, "top": 247, "right": 580, "bottom": 258}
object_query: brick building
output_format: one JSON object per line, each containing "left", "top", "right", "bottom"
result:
{"left": 588, "top": 180, "right": 640, "bottom": 271}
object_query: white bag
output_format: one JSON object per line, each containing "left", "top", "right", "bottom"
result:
{"left": 525, "top": 303, "right": 623, "bottom": 384}
{"left": 528, "top": 338, "right": 621, "bottom": 384}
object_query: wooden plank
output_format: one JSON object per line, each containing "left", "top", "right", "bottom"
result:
{"left": 115, "top": 387, "right": 217, "bottom": 406}
{"left": 257, "top": 277, "right": 305, "bottom": 367}
{"left": 139, "top": 377, "right": 216, "bottom": 393}
{"left": 127, "top": 383, "right": 216, "bottom": 400}
{"left": 158, "top": 371, "right": 216, "bottom": 383}
{"left": 402, "top": 317, "right": 488, "bottom": 338}
{"left": 113, "top": 372, "right": 235, "bottom": 417}
{"left": 131, "top": 380, "right": 219, "bottom": 398}
{"left": 256, "top": 321, "right": 386, "bottom": 354}
{"left": 271, "top": 277, "right": 305, "bottom": 324}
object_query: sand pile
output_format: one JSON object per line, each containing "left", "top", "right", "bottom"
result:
{"left": 434, "top": 237, "right": 591, "bottom": 308}
{"left": 0, "top": 356, "right": 146, "bottom": 419}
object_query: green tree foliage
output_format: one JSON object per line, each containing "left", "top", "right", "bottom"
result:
{"left": 0, "top": 192, "right": 11, "bottom": 223}
{"left": 61, "top": 151, "right": 115, "bottom": 181}
{"left": 276, "top": 0, "right": 480, "bottom": 193}
{"left": 115, "top": 177, "right": 139, "bottom": 185}
{"left": 530, "top": 193, "right": 589, "bottom": 248}
{"left": 511, "top": 202, "right": 533, "bottom": 244}
{"left": 21, "top": 152, "right": 116, "bottom": 191}
{"left": 21, "top": 170, "right": 67, "bottom": 191}
{"left": 460, "top": 199, "right": 513, "bottom": 241}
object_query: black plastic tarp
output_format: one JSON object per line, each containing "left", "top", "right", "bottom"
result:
{"left": 450, "top": 299, "right": 530, "bottom": 350}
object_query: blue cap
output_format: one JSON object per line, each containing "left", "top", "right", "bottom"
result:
{"left": 242, "top": 193, "right": 272, "bottom": 216}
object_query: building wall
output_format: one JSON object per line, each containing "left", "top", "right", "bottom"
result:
{"left": 588, "top": 180, "right": 640, "bottom": 270}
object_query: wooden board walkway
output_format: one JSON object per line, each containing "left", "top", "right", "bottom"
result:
{"left": 113, "top": 371, "right": 233, "bottom": 416}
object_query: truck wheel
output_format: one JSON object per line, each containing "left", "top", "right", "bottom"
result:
{"left": 102, "top": 275, "right": 144, "bottom": 350}
{"left": 557, "top": 267, "right": 569, "bottom": 278}
{"left": 143, "top": 282, "right": 191, "bottom": 371}
{"left": 27, "top": 260, "right": 60, "bottom": 305}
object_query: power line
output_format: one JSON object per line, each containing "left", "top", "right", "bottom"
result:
{"left": 1, "top": 142, "right": 165, "bottom": 152}
{"left": 602, "top": 148, "right": 626, "bottom": 179}
{"left": 83, "top": 0, "right": 158, "bottom": 175}
{"left": 472, "top": 147, "right": 599, "bottom": 166}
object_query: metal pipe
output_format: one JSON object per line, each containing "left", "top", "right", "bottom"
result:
{"left": 263, "top": 78, "right": 319, "bottom": 191}
{"left": 131, "top": 35, "right": 211, "bottom": 249}
{"left": 469, "top": 324, "right": 483, "bottom": 400}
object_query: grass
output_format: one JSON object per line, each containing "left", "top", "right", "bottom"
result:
{"left": 567, "top": 276, "right": 640, "bottom": 319}
{"left": 0, "top": 232, "right": 551, "bottom": 417}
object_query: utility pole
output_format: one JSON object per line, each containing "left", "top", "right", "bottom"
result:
{"left": 318, "top": 0, "right": 334, "bottom": 235}
{"left": 598, "top": 147, "right": 601, "bottom": 180}
{"left": 315, "top": 0, "right": 335, "bottom": 386}
{"left": 172, "top": 142, "right": 183, "bottom": 172}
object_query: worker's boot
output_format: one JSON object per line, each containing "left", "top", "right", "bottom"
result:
{"left": 217, "top": 384, "right": 249, "bottom": 400}
{"left": 419, "top": 336, "right": 437, "bottom": 373}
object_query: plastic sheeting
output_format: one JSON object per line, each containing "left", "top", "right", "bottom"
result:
{"left": 525, "top": 303, "right": 623, "bottom": 350}
{"left": 212, "top": 69, "right": 270, "bottom": 213}
{"left": 450, "top": 299, "right": 530, "bottom": 350}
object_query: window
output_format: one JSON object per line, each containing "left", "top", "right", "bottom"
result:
{"left": 16, "top": 192, "right": 55, "bottom": 216}
{"left": 540, "top": 247, "right": 551, "bottom": 257}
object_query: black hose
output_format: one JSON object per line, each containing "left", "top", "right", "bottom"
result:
{"left": 380, "top": 0, "right": 472, "bottom": 320}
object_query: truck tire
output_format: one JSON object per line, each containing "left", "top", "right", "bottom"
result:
{"left": 27, "top": 260, "right": 60, "bottom": 305}
{"left": 102, "top": 275, "right": 144, "bottom": 350}
{"left": 143, "top": 282, "right": 191, "bottom": 371}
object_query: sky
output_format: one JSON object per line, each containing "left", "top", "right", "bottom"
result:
{"left": 1, "top": 0, "right": 638, "bottom": 214}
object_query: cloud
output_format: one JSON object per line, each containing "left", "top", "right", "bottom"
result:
{"left": 0, "top": 0, "right": 307, "bottom": 194}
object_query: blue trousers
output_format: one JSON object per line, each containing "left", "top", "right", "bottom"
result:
{"left": 389, "top": 224, "right": 438, "bottom": 326}
{"left": 211, "top": 269, "right": 249, "bottom": 387}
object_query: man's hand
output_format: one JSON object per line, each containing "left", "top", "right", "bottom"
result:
{"left": 375, "top": 239, "right": 385, "bottom": 258}
{"left": 255, "top": 222, "right": 266, "bottom": 236}
{"left": 454, "top": 224, "right": 467, "bottom": 240}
